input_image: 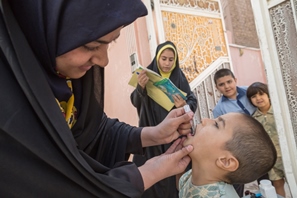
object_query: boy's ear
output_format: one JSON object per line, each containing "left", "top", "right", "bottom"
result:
{"left": 216, "top": 155, "right": 239, "bottom": 172}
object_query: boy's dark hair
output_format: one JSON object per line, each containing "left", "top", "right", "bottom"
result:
{"left": 246, "top": 82, "right": 270, "bottom": 105}
{"left": 214, "top": 68, "right": 235, "bottom": 85}
{"left": 224, "top": 113, "right": 277, "bottom": 184}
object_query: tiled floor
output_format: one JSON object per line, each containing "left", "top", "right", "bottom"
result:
{"left": 244, "top": 180, "right": 292, "bottom": 198}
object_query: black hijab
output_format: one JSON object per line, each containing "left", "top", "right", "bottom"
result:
{"left": 9, "top": 0, "right": 147, "bottom": 102}
{"left": 148, "top": 41, "right": 190, "bottom": 90}
{"left": 0, "top": 0, "right": 147, "bottom": 197}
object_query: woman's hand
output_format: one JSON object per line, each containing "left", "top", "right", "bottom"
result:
{"left": 138, "top": 138, "right": 193, "bottom": 190}
{"left": 137, "top": 70, "right": 149, "bottom": 89}
{"left": 141, "top": 107, "right": 194, "bottom": 147}
{"left": 173, "top": 94, "right": 187, "bottom": 108}
{"left": 174, "top": 137, "right": 187, "bottom": 190}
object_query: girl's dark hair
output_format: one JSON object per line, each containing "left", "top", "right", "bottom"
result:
{"left": 246, "top": 82, "right": 269, "bottom": 105}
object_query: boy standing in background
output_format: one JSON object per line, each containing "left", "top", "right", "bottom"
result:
{"left": 212, "top": 68, "right": 256, "bottom": 118}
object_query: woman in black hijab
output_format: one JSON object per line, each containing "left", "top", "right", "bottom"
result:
{"left": 0, "top": 0, "right": 194, "bottom": 197}
{"left": 131, "top": 41, "right": 197, "bottom": 198}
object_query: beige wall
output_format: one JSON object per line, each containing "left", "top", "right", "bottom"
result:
{"left": 229, "top": 45, "right": 267, "bottom": 86}
{"left": 221, "top": 0, "right": 259, "bottom": 48}
{"left": 104, "top": 17, "right": 150, "bottom": 127}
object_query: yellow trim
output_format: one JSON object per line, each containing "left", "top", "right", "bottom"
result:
{"left": 65, "top": 79, "right": 75, "bottom": 128}
{"left": 156, "top": 45, "right": 177, "bottom": 78}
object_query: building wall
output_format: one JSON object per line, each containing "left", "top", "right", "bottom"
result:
{"left": 161, "top": 11, "right": 228, "bottom": 83}
{"left": 104, "top": 17, "right": 150, "bottom": 126}
{"left": 220, "top": 0, "right": 266, "bottom": 86}
{"left": 221, "top": 0, "right": 259, "bottom": 48}
{"left": 229, "top": 45, "right": 267, "bottom": 86}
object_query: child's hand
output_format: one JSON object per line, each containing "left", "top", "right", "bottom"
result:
{"left": 173, "top": 94, "right": 187, "bottom": 108}
{"left": 137, "top": 70, "right": 149, "bottom": 89}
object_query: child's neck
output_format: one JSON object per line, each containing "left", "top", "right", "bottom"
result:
{"left": 191, "top": 165, "right": 223, "bottom": 186}
{"left": 258, "top": 104, "right": 271, "bottom": 114}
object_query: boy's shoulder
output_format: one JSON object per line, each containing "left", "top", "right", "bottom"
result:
{"left": 179, "top": 178, "right": 239, "bottom": 198}
{"left": 179, "top": 170, "right": 239, "bottom": 198}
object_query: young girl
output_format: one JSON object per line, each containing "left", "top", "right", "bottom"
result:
{"left": 247, "top": 82, "right": 286, "bottom": 197}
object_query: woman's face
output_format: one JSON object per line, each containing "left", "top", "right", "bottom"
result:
{"left": 158, "top": 49, "right": 175, "bottom": 73}
{"left": 55, "top": 27, "right": 123, "bottom": 79}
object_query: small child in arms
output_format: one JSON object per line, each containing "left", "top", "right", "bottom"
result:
{"left": 178, "top": 112, "right": 277, "bottom": 198}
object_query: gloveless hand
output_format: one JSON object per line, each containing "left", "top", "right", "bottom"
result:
{"left": 139, "top": 138, "right": 193, "bottom": 190}
{"left": 140, "top": 107, "right": 194, "bottom": 147}
{"left": 137, "top": 70, "right": 149, "bottom": 89}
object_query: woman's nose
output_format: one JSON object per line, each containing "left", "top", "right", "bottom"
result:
{"left": 91, "top": 45, "right": 109, "bottom": 67}
{"left": 163, "top": 59, "right": 169, "bottom": 66}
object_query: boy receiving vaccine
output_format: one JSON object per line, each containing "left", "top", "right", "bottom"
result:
{"left": 178, "top": 112, "right": 277, "bottom": 198}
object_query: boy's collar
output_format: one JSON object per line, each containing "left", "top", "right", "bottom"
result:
{"left": 254, "top": 106, "right": 274, "bottom": 115}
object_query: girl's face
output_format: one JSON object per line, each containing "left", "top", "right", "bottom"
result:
{"left": 55, "top": 27, "right": 122, "bottom": 79}
{"left": 250, "top": 92, "right": 270, "bottom": 110}
{"left": 158, "top": 49, "right": 175, "bottom": 73}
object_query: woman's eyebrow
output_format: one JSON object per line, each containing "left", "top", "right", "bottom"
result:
{"left": 95, "top": 34, "right": 121, "bottom": 44}
{"left": 218, "top": 117, "right": 226, "bottom": 128}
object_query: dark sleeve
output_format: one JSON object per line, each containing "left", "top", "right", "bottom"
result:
{"left": 130, "top": 84, "right": 155, "bottom": 127}
{"left": 178, "top": 72, "right": 198, "bottom": 112}
{"left": 83, "top": 113, "right": 144, "bottom": 168}
{"left": 80, "top": 151, "right": 144, "bottom": 194}
{"left": 186, "top": 91, "right": 198, "bottom": 113}
{"left": 130, "top": 83, "right": 147, "bottom": 108}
